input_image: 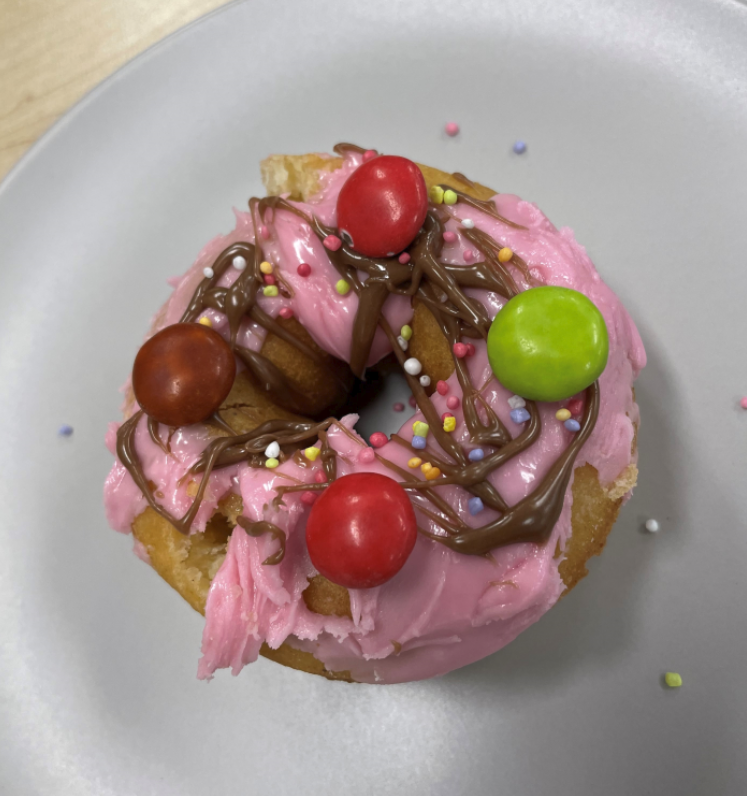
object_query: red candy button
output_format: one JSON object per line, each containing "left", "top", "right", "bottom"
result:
{"left": 132, "top": 323, "right": 236, "bottom": 427}
{"left": 305, "top": 473, "right": 417, "bottom": 589}
{"left": 336, "top": 155, "right": 428, "bottom": 258}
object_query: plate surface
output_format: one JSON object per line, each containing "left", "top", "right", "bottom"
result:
{"left": 1, "top": 1, "right": 746, "bottom": 793}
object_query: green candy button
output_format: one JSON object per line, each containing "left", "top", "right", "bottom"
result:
{"left": 487, "top": 286, "right": 609, "bottom": 402}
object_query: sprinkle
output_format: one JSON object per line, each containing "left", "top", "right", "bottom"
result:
{"left": 411, "top": 435, "right": 427, "bottom": 450}
{"left": 369, "top": 432, "right": 388, "bottom": 448}
{"left": 264, "top": 274, "right": 276, "bottom": 286}
{"left": 264, "top": 441, "right": 280, "bottom": 459}
{"left": 465, "top": 343, "right": 475, "bottom": 357}
{"left": 398, "top": 252, "right": 411, "bottom": 264}
{"left": 412, "top": 421, "right": 430, "bottom": 437}
{"left": 301, "top": 491, "right": 317, "bottom": 506}
{"left": 358, "top": 448, "right": 375, "bottom": 463}
{"left": 463, "top": 250, "right": 474, "bottom": 263}
{"left": 260, "top": 261, "right": 273, "bottom": 274}
{"left": 510, "top": 408, "right": 531, "bottom": 424}
{"left": 314, "top": 470, "right": 327, "bottom": 483}
{"left": 404, "top": 358, "right": 422, "bottom": 376}
{"left": 363, "top": 149, "right": 377, "bottom": 162}
{"left": 297, "top": 263, "right": 311, "bottom": 277}
{"left": 513, "top": 140, "right": 527, "bottom": 154}
{"left": 446, "top": 396, "right": 460, "bottom": 410}
{"left": 741, "top": 397, "right": 747, "bottom": 409}
{"left": 335, "top": 279, "right": 351, "bottom": 295}
{"left": 259, "top": 225, "right": 270, "bottom": 240}
{"left": 232, "top": 255, "right": 247, "bottom": 271}
{"left": 445, "top": 122, "right": 460, "bottom": 137}
{"left": 58, "top": 424, "right": 73, "bottom": 437}
{"left": 564, "top": 419, "right": 581, "bottom": 432}
{"left": 419, "top": 375, "right": 431, "bottom": 387}
{"left": 424, "top": 466, "right": 442, "bottom": 481}
{"left": 408, "top": 457, "right": 422, "bottom": 469}
{"left": 498, "top": 247, "right": 513, "bottom": 263}
{"left": 443, "top": 189, "right": 458, "bottom": 206}
{"left": 568, "top": 398, "right": 584, "bottom": 415}
{"left": 507, "top": 395, "right": 526, "bottom": 409}
{"left": 265, "top": 458, "right": 279, "bottom": 469}
{"left": 279, "top": 307, "right": 293, "bottom": 320}
{"left": 468, "top": 497, "right": 484, "bottom": 515}
{"left": 436, "top": 381, "right": 449, "bottom": 396}
{"left": 443, "top": 231, "right": 457, "bottom": 243}
{"left": 664, "top": 672, "right": 683, "bottom": 688}
{"left": 397, "top": 335, "right": 409, "bottom": 351}
{"left": 645, "top": 519, "right": 660, "bottom": 533}
{"left": 429, "top": 185, "right": 444, "bottom": 204}
{"left": 304, "top": 446, "right": 320, "bottom": 461}
{"left": 453, "top": 343, "right": 468, "bottom": 358}
{"left": 263, "top": 285, "right": 279, "bottom": 297}
{"left": 468, "top": 448, "right": 484, "bottom": 462}
{"left": 203, "top": 266, "right": 214, "bottom": 279}
{"left": 198, "top": 316, "right": 212, "bottom": 327}
{"left": 421, "top": 462, "right": 433, "bottom": 474}
{"left": 443, "top": 416, "right": 457, "bottom": 432}
{"left": 556, "top": 408, "right": 572, "bottom": 421}
{"left": 409, "top": 395, "right": 417, "bottom": 408}
{"left": 323, "top": 234, "right": 342, "bottom": 251}
{"left": 441, "top": 412, "right": 454, "bottom": 421}
{"left": 393, "top": 402, "right": 405, "bottom": 412}
{"left": 400, "top": 324, "right": 413, "bottom": 341}
{"left": 462, "top": 219, "right": 475, "bottom": 230}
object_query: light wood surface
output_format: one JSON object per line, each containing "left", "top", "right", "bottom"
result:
{"left": 0, "top": 0, "right": 230, "bottom": 181}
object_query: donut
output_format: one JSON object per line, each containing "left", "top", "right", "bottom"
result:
{"left": 104, "top": 144, "right": 645, "bottom": 684}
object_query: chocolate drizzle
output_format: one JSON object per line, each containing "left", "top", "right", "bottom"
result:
{"left": 116, "top": 144, "right": 601, "bottom": 560}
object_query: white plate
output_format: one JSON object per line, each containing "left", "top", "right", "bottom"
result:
{"left": 2, "top": 0, "right": 746, "bottom": 793}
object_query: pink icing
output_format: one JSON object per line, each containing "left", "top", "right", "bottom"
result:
{"left": 103, "top": 150, "right": 645, "bottom": 684}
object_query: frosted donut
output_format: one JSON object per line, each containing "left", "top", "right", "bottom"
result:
{"left": 104, "top": 145, "right": 645, "bottom": 684}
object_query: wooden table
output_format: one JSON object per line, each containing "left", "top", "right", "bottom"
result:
{"left": 0, "top": 0, "right": 230, "bottom": 181}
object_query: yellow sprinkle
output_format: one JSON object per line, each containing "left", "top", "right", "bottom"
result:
{"left": 443, "top": 189, "right": 458, "bottom": 206}
{"left": 408, "top": 457, "right": 422, "bottom": 469}
{"left": 400, "top": 324, "right": 413, "bottom": 341}
{"left": 335, "top": 279, "right": 351, "bottom": 295}
{"left": 412, "top": 421, "right": 430, "bottom": 437}
{"left": 664, "top": 672, "right": 683, "bottom": 688}
{"left": 304, "top": 447, "right": 320, "bottom": 462}
{"left": 425, "top": 466, "right": 442, "bottom": 481}
{"left": 556, "top": 408, "right": 572, "bottom": 421}
{"left": 420, "top": 462, "right": 433, "bottom": 474}
{"left": 443, "top": 416, "right": 457, "bottom": 432}
{"left": 498, "top": 247, "right": 513, "bottom": 263}
{"left": 263, "top": 285, "right": 279, "bottom": 297}
{"left": 265, "top": 458, "right": 279, "bottom": 469}
{"left": 260, "top": 261, "right": 274, "bottom": 275}
{"left": 198, "top": 316, "right": 212, "bottom": 327}
{"left": 428, "top": 185, "right": 444, "bottom": 204}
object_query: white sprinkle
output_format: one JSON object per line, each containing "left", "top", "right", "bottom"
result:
{"left": 264, "top": 441, "right": 280, "bottom": 459}
{"left": 419, "top": 375, "right": 431, "bottom": 387}
{"left": 508, "top": 395, "right": 526, "bottom": 409}
{"left": 397, "top": 335, "right": 409, "bottom": 351}
{"left": 404, "top": 358, "right": 422, "bottom": 376}
{"left": 232, "top": 255, "right": 247, "bottom": 271}
{"left": 461, "top": 218, "right": 475, "bottom": 229}
{"left": 645, "top": 519, "right": 660, "bottom": 533}
{"left": 203, "top": 267, "right": 214, "bottom": 279}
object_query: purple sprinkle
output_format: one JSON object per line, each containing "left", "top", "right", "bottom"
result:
{"left": 411, "top": 435, "right": 427, "bottom": 450}
{"left": 58, "top": 424, "right": 73, "bottom": 437}
{"left": 513, "top": 140, "right": 527, "bottom": 154}
{"left": 468, "top": 497, "right": 484, "bottom": 515}
{"left": 509, "top": 408, "right": 530, "bottom": 424}
{"left": 393, "top": 402, "right": 405, "bottom": 412}
{"left": 468, "top": 448, "right": 485, "bottom": 462}
{"left": 564, "top": 419, "right": 581, "bottom": 432}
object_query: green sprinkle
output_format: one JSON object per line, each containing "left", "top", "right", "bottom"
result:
{"left": 412, "top": 421, "right": 430, "bottom": 437}
{"left": 265, "top": 457, "right": 280, "bottom": 469}
{"left": 664, "top": 672, "right": 683, "bottom": 688}
{"left": 400, "top": 324, "right": 413, "bottom": 341}
{"left": 335, "top": 279, "right": 351, "bottom": 295}
{"left": 443, "top": 189, "right": 458, "bottom": 206}
{"left": 263, "top": 285, "right": 279, "bottom": 297}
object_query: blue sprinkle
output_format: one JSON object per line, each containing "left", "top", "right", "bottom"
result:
{"left": 468, "top": 448, "right": 485, "bottom": 462}
{"left": 58, "top": 424, "right": 74, "bottom": 437}
{"left": 411, "top": 435, "right": 427, "bottom": 450}
{"left": 564, "top": 419, "right": 581, "bottom": 433}
{"left": 509, "top": 408, "right": 530, "bottom": 424}
{"left": 468, "top": 497, "right": 485, "bottom": 516}
{"left": 513, "top": 140, "right": 527, "bottom": 154}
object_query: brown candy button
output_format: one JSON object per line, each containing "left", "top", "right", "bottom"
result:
{"left": 132, "top": 323, "right": 236, "bottom": 427}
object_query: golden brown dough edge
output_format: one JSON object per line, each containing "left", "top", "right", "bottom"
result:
{"left": 128, "top": 155, "right": 639, "bottom": 682}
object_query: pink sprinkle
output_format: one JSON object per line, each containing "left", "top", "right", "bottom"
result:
{"left": 259, "top": 225, "right": 270, "bottom": 240}
{"left": 463, "top": 250, "right": 474, "bottom": 263}
{"left": 436, "top": 380, "right": 449, "bottom": 396}
{"left": 453, "top": 343, "right": 468, "bottom": 358}
{"left": 314, "top": 470, "right": 327, "bottom": 483}
{"left": 323, "top": 235, "right": 342, "bottom": 251}
{"left": 741, "top": 397, "right": 747, "bottom": 409}
{"left": 445, "top": 122, "right": 460, "bottom": 137}
{"left": 465, "top": 343, "right": 476, "bottom": 357}
{"left": 301, "top": 491, "right": 317, "bottom": 506}
{"left": 264, "top": 274, "right": 276, "bottom": 285}
{"left": 568, "top": 398, "right": 584, "bottom": 416}
{"left": 408, "top": 395, "right": 418, "bottom": 408}
{"left": 393, "top": 402, "right": 405, "bottom": 412}
{"left": 363, "top": 149, "right": 377, "bottom": 162}
{"left": 279, "top": 307, "right": 293, "bottom": 320}
{"left": 443, "top": 231, "right": 457, "bottom": 243}
{"left": 358, "top": 448, "right": 376, "bottom": 463}
{"left": 297, "top": 263, "right": 311, "bottom": 277}
{"left": 398, "top": 252, "right": 411, "bottom": 264}
{"left": 446, "top": 396, "right": 460, "bottom": 410}
{"left": 441, "top": 412, "right": 454, "bottom": 421}
{"left": 369, "top": 432, "right": 388, "bottom": 448}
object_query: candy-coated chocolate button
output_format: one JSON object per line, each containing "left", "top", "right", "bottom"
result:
{"left": 305, "top": 473, "right": 417, "bottom": 589}
{"left": 487, "top": 287, "right": 608, "bottom": 402}
{"left": 336, "top": 155, "right": 428, "bottom": 258}
{"left": 132, "top": 323, "right": 236, "bottom": 427}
